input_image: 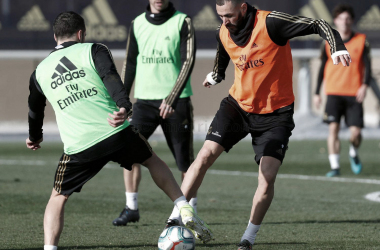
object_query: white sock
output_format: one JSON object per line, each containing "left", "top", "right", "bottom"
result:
{"left": 241, "top": 222, "right": 260, "bottom": 245}
{"left": 44, "top": 245, "right": 57, "bottom": 250}
{"left": 174, "top": 196, "right": 189, "bottom": 210}
{"left": 189, "top": 197, "right": 198, "bottom": 213}
{"left": 126, "top": 192, "right": 138, "bottom": 210}
{"left": 328, "top": 154, "right": 340, "bottom": 170}
{"left": 169, "top": 206, "right": 181, "bottom": 221}
{"left": 349, "top": 145, "right": 358, "bottom": 158}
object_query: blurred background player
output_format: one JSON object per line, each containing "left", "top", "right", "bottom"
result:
{"left": 112, "top": 0, "right": 197, "bottom": 226}
{"left": 166, "top": 0, "right": 351, "bottom": 249}
{"left": 27, "top": 11, "right": 209, "bottom": 250}
{"left": 314, "top": 4, "right": 374, "bottom": 177}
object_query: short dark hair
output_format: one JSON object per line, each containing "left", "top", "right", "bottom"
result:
{"left": 333, "top": 4, "right": 355, "bottom": 19}
{"left": 53, "top": 11, "right": 86, "bottom": 39}
{"left": 216, "top": 0, "right": 244, "bottom": 7}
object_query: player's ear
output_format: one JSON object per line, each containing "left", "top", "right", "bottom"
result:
{"left": 54, "top": 34, "right": 57, "bottom": 42}
{"left": 241, "top": 3, "right": 247, "bottom": 15}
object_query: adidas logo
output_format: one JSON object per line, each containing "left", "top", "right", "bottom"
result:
{"left": 50, "top": 57, "right": 86, "bottom": 90}
{"left": 251, "top": 43, "right": 258, "bottom": 48}
{"left": 17, "top": 5, "right": 50, "bottom": 31}
{"left": 193, "top": 5, "right": 221, "bottom": 31}
{"left": 358, "top": 5, "right": 380, "bottom": 30}
{"left": 294, "top": 0, "right": 332, "bottom": 41}
{"left": 81, "top": 0, "right": 127, "bottom": 42}
{"left": 165, "top": 36, "right": 170, "bottom": 41}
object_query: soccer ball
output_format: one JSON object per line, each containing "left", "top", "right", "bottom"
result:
{"left": 158, "top": 226, "right": 195, "bottom": 250}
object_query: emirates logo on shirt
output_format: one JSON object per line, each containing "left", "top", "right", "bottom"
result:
{"left": 235, "top": 54, "right": 264, "bottom": 72}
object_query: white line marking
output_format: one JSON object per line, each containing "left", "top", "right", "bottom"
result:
{"left": 0, "top": 159, "right": 47, "bottom": 166}
{"left": 3, "top": 159, "right": 380, "bottom": 186}
{"left": 206, "top": 170, "right": 380, "bottom": 185}
{"left": 365, "top": 191, "right": 380, "bottom": 203}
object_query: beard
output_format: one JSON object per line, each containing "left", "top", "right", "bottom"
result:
{"left": 226, "top": 11, "right": 245, "bottom": 35}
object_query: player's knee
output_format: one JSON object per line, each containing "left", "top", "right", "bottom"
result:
{"left": 196, "top": 148, "right": 215, "bottom": 168}
{"left": 350, "top": 128, "right": 361, "bottom": 139}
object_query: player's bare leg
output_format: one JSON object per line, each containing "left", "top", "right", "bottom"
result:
{"left": 239, "top": 156, "right": 281, "bottom": 246}
{"left": 250, "top": 156, "right": 281, "bottom": 225}
{"left": 181, "top": 171, "right": 198, "bottom": 213}
{"left": 44, "top": 189, "right": 68, "bottom": 247}
{"left": 327, "top": 122, "right": 341, "bottom": 176}
{"left": 181, "top": 140, "right": 224, "bottom": 200}
{"left": 124, "top": 165, "right": 141, "bottom": 193}
{"left": 349, "top": 126, "right": 363, "bottom": 174}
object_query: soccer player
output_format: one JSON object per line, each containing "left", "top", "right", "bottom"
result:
{"left": 165, "top": 0, "right": 351, "bottom": 249}
{"left": 314, "top": 4, "right": 372, "bottom": 177}
{"left": 26, "top": 11, "right": 211, "bottom": 250}
{"left": 112, "top": 0, "right": 197, "bottom": 226}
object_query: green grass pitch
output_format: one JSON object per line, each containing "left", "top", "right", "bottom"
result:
{"left": 1, "top": 140, "right": 380, "bottom": 249}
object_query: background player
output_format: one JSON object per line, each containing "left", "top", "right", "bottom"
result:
{"left": 314, "top": 4, "right": 372, "bottom": 177}
{"left": 112, "top": 0, "right": 197, "bottom": 226}
{"left": 26, "top": 11, "right": 210, "bottom": 250}
{"left": 165, "top": 0, "right": 351, "bottom": 249}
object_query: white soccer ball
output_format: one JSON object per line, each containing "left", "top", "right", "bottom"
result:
{"left": 158, "top": 226, "right": 195, "bottom": 250}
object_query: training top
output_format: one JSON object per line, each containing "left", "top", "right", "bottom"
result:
{"left": 220, "top": 10, "right": 294, "bottom": 114}
{"left": 121, "top": 2, "right": 195, "bottom": 109}
{"left": 210, "top": 4, "right": 347, "bottom": 114}
{"left": 28, "top": 42, "right": 132, "bottom": 155}
{"left": 315, "top": 32, "right": 371, "bottom": 96}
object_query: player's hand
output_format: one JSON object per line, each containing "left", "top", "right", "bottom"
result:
{"left": 159, "top": 99, "right": 174, "bottom": 119}
{"left": 356, "top": 84, "right": 367, "bottom": 103}
{"left": 333, "top": 53, "right": 351, "bottom": 67}
{"left": 203, "top": 77, "right": 212, "bottom": 88}
{"left": 108, "top": 107, "right": 128, "bottom": 127}
{"left": 26, "top": 137, "right": 43, "bottom": 151}
{"left": 313, "top": 94, "right": 322, "bottom": 109}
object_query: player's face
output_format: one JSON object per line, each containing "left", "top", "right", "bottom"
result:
{"left": 216, "top": 1, "right": 247, "bottom": 34}
{"left": 149, "top": 0, "right": 169, "bottom": 13}
{"left": 334, "top": 11, "right": 353, "bottom": 33}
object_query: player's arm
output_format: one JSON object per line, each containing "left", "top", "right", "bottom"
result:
{"left": 120, "top": 20, "right": 138, "bottom": 97}
{"left": 356, "top": 39, "right": 372, "bottom": 103}
{"left": 266, "top": 12, "right": 351, "bottom": 66}
{"left": 314, "top": 42, "right": 328, "bottom": 109}
{"left": 164, "top": 17, "right": 196, "bottom": 110}
{"left": 91, "top": 43, "right": 133, "bottom": 127}
{"left": 204, "top": 26, "right": 230, "bottom": 88}
{"left": 27, "top": 71, "right": 46, "bottom": 150}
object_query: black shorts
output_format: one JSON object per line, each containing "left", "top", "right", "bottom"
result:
{"left": 324, "top": 95, "right": 364, "bottom": 128}
{"left": 205, "top": 95, "right": 295, "bottom": 165}
{"left": 130, "top": 98, "right": 194, "bottom": 172}
{"left": 53, "top": 126, "right": 152, "bottom": 196}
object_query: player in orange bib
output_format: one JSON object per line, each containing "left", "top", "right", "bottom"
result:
{"left": 314, "top": 4, "right": 372, "bottom": 177}
{"left": 165, "top": 0, "right": 351, "bottom": 249}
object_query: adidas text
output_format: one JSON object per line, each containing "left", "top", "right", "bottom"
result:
{"left": 51, "top": 70, "right": 86, "bottom": 89}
